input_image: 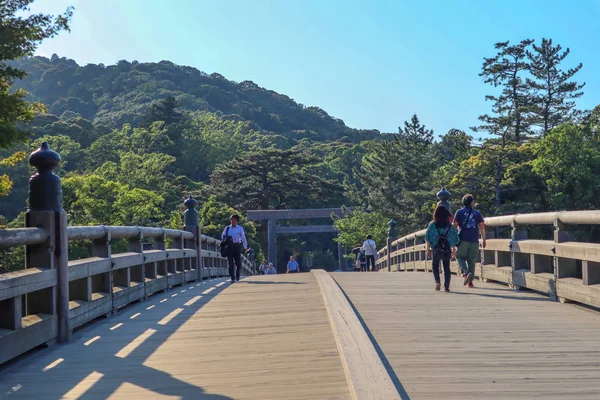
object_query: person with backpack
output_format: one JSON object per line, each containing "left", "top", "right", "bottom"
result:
{"left": 425, "top": 205, "right": 459, "bottom": 292}
{"left": 362, "top": 235, "right": 377, "bottom": 271}
{"left": 453, "top": 194, "right": 486, "bottom": 288}
{"left": 221, "top": 213, "right": 248, "bottom": 283}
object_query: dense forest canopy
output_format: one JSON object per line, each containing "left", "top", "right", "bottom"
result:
{"left": 1, "top": 28, "right": 599, "bottom": 271}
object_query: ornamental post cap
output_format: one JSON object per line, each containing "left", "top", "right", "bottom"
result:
{"left": 29, "top": 142, "right": 61, "bottom": 173}
{"left": 437, "top": 187, "right": 451, "bottom": 201}
{"left": 184, "top": 195, "right": 198, "bottom": 209}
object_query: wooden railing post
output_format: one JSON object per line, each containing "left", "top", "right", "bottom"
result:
{"left": 553, "top": 219, "right": 576, "bottom": 302}
{"left": 27, "top": 142, "right": 70, "bottom": 343}
{"left": 387, "top": 219, "right": 397, "bottom": 272}
{"left": 92, "top": 228, "right": 113, "bottom": 314}
{"left": 127, "top": 229, "right": 144, "bottom": 299}
{"left": 183, "top": 196, "right": 201, "bottom": 281}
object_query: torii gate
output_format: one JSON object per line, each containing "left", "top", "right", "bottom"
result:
{"left": 247, "top": 208, "right": 347, "bottom": 271}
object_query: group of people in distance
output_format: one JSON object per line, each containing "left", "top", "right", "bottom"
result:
{"left": 354, "top": 235, "right": 378, "bottom": 271}
{"left": 425, "top": 193, "right": 486, "bottom": 292}
{"left": 220, "top": 193, "right": 486, "bottom": 289}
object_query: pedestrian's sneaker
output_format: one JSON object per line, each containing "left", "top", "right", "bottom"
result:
{"left": 435, "top": 283, "right": 441, "bottom": 291}
{"left": 231, "top": 279, "right": 235, "bottom": 283}
{"left": 467, "top": 282, "right": 475, "bottom": 288}
{"left": 444, "top": 288, "right": 450, "bottom": 292}
{"left": 463, "top": 272, "right": 473, "bottom": 286}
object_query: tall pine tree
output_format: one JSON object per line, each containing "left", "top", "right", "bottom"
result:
{"left": 527, "top": 38, "right": 585, "bottom": 135}
{"left": 477, "top": 39, "right": 535, "bottom": 143}
{"left": 473, "top": 40, "right": 535, "bottom": 210}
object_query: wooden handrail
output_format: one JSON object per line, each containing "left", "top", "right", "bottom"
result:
{"left": 0, "top": 228, "right": 49, "bottom": 247}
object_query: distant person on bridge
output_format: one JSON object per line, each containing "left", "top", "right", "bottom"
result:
{"left": 362, "top": 235, "right": 377, "bottom": 271}
{"left": 287, "top": 256, "right": 299, "bottom": 273}
{"left": 426, "top": 205, "right": 459, "bottom": 292}
{"left": 221, "top": 213, "right": 248, "bottom": 283}
{"left": 259, "top": 260, "right": 268, "bottom": 275}
{"left": 266, "top": 261, "right": 277, "bottom": 274}
{"left": 453, "top": 194, "right": 486, "bottom": 288}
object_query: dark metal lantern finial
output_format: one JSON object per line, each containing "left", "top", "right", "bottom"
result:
{"left": 183, "top": 195, "right": 199, "bottom": 227}
{"left": 28, "top": 142, "right": 63, "bottom": 211}
{"left": 436, "top": 187, "right": 452, "bottom": 212}
{"left": 184, "top": 195, "right": 198, "bottom": 210}
{"left": 387, "top": 219, "right": 398, "bottom": 240}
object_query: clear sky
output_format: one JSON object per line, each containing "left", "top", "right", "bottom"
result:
{"left": 29, "top": 0, "right": 600, "bottom": 137}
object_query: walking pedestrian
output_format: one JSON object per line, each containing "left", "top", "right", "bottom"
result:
{"left": 362, "top": 235, "right": 377, "bottom": 271}
{"left": 426, "top": 205, "right": 459, "bottom": 292}
{"left": 221, "top": 213, "right": 248, "bottom": 283}
{"left": 453, "top": 194, "right": 486, "bottom": 287}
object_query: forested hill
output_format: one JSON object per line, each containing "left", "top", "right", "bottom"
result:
{"left": 11, "top": 55, "right": 381, "bottom": 142}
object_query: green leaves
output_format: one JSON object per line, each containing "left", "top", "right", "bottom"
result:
{"left": 333, "top": 209, "right": 388, "bottom": 253}
{"left": 1, "top": 0, "right": 72, "bottom": 149}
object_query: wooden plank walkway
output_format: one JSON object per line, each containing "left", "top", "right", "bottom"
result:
{"left": 333, "top": 271, "right": 600, "bottom": 399}
{"left": 0, "top": 274, "right": 350, "bottom": 400}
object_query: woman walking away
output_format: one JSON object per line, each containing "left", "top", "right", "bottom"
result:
{"left": 287, "top": 256, "right": 299, "bottom": 274}
{"left": 425, "top": 205, "right": 459, "bottom": 292}
{"left": 221, "top": 213, "right": 248, "bottom": 283}
{"left": 362, "top": 235, "right": 377, "bottom": 271}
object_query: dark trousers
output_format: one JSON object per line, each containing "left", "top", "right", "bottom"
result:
{"left": 432, "top": 257, "right": 451, "bottom": 289}
{"left": 366, "top": 255, "right": 376, "bottom": 271}
{"left": 227, "top": 243, "right": 243, "bottom": 281}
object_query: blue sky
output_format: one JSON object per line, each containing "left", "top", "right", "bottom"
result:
{"left": 30, "top": 0, "right": 600, "bottom": 137}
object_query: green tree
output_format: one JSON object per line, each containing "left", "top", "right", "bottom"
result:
{"left": 532, "top": 106, "right": 600, "bottom": 210}
{"left": 333, "top": 209, "right": 388, "bottom": 253}
{"left": 0, "top": 0, "right": 72, "bottom": 148}
{"left": 397, "top": 114, "right": 436, "bottom": 228}
{"left": 476, "top": 39, "right": 535, "bottom": 143}
{"left": 142, "top": 96, "right": 182, "bottom": 127}
{"left": 211, "top": 147, "right": 343, "bottom": 210}
{"left": 527, "top": 38, "right": 585, "bottom": 135}
{"left": 472, "top": 40, "right": 535, "bottom": 209}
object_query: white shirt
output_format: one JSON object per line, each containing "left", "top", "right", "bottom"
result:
{"left": 362, "top": 239, "right": 377, "bottom": 256}
{"left": 221, "top": 224, "right": 248, "bottom": 248}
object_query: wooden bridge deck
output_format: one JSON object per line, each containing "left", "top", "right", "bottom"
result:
{"left": 2, "top": 271, "right": 600, "bottom": 399}
{"left": 333, "top": 272, "right": 600, "bottom": 399}
{"left": 0, "top": 274, "right": 350, "bottom": 400}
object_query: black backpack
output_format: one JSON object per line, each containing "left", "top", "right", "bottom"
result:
{"left": 433, "top": 225, "right": 452, "bottom": 260}
{"left": 220, "top": 226, "right": 232, "bottom": 257}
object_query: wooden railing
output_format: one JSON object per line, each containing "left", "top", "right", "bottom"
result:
{"left": 0, "top": 143, "right": 254, "bottom": 365}
{"left": 375, "top": 211, "right": 600, "bottom": 309}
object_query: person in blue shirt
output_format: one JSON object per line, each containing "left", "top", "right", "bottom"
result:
{"left": 287, "top": 256, "right": 299, "bottom": 274}
{"left": 221, "top": 213, "right": 248, "bottom": 283}
{"left": 425, "top": 205, "right": 459, "bottom": 292}
{"left": 453, "top": 194, "right": 487, "bottom": 287}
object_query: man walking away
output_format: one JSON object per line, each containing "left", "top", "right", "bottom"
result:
{"left": 453, "top": 194, "right": 486, "bottom": 287}
{"left": 221, "top": 213, "right": 248, "bottom": 283}
{"left": 287, "top": 256, "right": 299, "bottom": 274}
{"left": 362, "top": 235, "right": 377, "bottom": 271}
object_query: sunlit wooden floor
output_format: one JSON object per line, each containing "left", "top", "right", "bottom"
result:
{"left": 0, "top": 274, "right": 350, "bottom": 400}
{"left": 333, "top": 271, "right": 600, "bottom": 400}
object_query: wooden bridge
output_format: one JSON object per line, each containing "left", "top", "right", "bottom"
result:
{"left": 2, "top": 143, "right": 600, "bottom": 399}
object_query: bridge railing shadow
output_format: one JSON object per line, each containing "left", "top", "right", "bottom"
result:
{"left": 0, "top": 279, "right": 235, "bottom": 399}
